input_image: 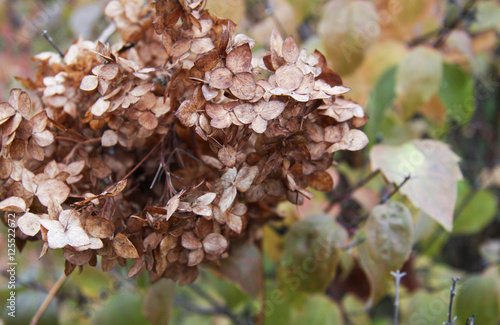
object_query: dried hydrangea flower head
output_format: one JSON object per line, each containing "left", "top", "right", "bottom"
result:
{"left": 0, "top": 0, "right": 368, "bottom": 284}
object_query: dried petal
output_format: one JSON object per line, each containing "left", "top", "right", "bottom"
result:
{"left": 112, "top": 233, "right": 139, "bottom": 258}
{"left": 218, "top": 145, "right": 236, "bottom": 167}
{"left": 102, "top": 129, "right": 118, "bottom": 147}
{"left": 226, "top": 44, "right": 252, "bottom": 73}
{"left": 36, "top": 179, "right": 70, "bottom": 207}
{"left": 275, "top": 64, "right": 303, "bottom": 91}
{"left": 209, "top": 68, "right": 233, "bottom": 89}
{"left": 202, "top": 233, "right": 228, "bottom": 255}
{"left": 235, "top": 166, "right": 258, "bottom": 192}
{"left": 80, "top": 75, "right": 99, "bottom": 91}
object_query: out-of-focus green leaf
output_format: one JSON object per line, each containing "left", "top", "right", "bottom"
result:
{"left": 365, "top": 66, "right": 397, "bottom": 141}
{"left": 342, "top": 293, "right": 370, "bottom": 325}
{"left": 455, "top": 274, "right": 500, "bottom": 324}
{"left": 396, "top": 46, "right": 442, "bottom": 119}
{"left": 263, "top": 296, "right": 292, "bottom": 325}
{"left": 469, "top": 1, "right": 500, "bottom": 33}
{"left": 318, "top": 0, "right": 379, "bottom": 75}
{"left": 453, "top": 181, "right": 498, "bottom": 235}
{"left": 291, "top": 294, "right": 344, "bottom": 325}
{"left": 143, "top": 279, "right": 176, "bottom": 325}
{"left": 91, "top": 288, "right": 151, "bottom": 325}
{"left": 400, "top": 289, "right": 448, "bottom": 325}
{"left": 358, "top": 202, "right": 413, "bottom": 305}
{"left": 69, "top": 266, "right": 114, "bottom": 299}
{"left": 438, "top": 63, "right": 475, "bottom": 126}
{"left": 370, "top": 139, "right": 463, "bottom": 231}
{"left": 218, "top": 242, "right": 263, "bottom": 300}
{"left": 1, "top": 290, "right": 59, "bottom": 325}
{"left": 278, "top": 214, "right": 348, "bottom": 295}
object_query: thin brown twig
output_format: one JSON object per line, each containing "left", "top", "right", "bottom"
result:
{"left": 119, "top": 138, "right": 164, "bottom": 183}
{"left": 324, "top": 169, "right": 381, "bottom": 213}
{"left": 30, "top": 272, "right": 68, "bottom": 325}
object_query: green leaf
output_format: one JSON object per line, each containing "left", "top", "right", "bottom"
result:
{"left": 291, "top": 294, "right": 344, "bottom": 325}
{"left": 91, "top": 288, "right": 151, "bottom": 325}
{"left": 453, "top": 181, "right": 498, "bottom": 235}
{"left": 455, "top": 274, "right": 500, "bottom": 324}
{"left": 1, "top": 290, "right": 59, "bottom": 325}
{"left": 438, "top": 63, "right": 475, "bottom": 126}
{"left": 143, "top": 279, "right": 176, "bottom": 325}
{"left": 318, "top": 0, "right": 379, "bottom": 75}
{"left": 370, "top": 139, "right": 463, "bottom": 231}
{"left": 396, "top": 46, "right": 442, "bottom": 119}
{"left": 469, "top": 1, "right": 500, "bottom": 33}
{"left": 342, "top": 293, "right": 370, "bottom": 325}
{"left": 218, "top": 242, "right": 263, "bottom": 299}
{"left": 365, "top": 66, "right": 397, "bottom": 141}
{"left": 358, "top": 202, "right": 413, "bottom": 305}
{"left": 278, "top": 214, "right": 348, "bottom": 295}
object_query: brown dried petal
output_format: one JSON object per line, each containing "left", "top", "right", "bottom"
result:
{"left": 28, "top": 138, "right": 45, "bottom": 161}
{"left": 190, "top": 37, "right": 214, "bottom": 54}
{"left": 32, "top": 130, "right": 54, "bottom": 147}
{"left": 90, "top": 98, "right": 110, "bottom": 116}
{"left": 251, "top": 115, "right": 268, "bottom": 134}
{"left": 230, "top": 72, "right": 256, "bottom": 100}
{"left": 209, "top": 68, "right": 233, "bottom": 89}
{"left": 138, "top": 111, "right": 158, "bottom": 130}
{"left": 226, "top": 44, "right": 252, "bottom": 73}
{"left": 307, "top": 171, "right": 334, "bottom": 192}
{"left": 219, "top": 186, "right": 237, "bottom": 213}
{"left": 218, "top": 145, "right": 236, "bottom": 168}
{"left": 202, "top": 233, "right": 228, "bottom": 255}
{"left": 275, "top": 64, "right": 303, "bottom": 91}
{"left": 187, "top": 249, "right": 204, "bottom": 266}
{"left": 112, "top": 233, "right": 139, "bottom": 258}
{"left": 259, "top": 100, "right": 286, "bottom": 120}
{"left": 226, "top": 213, "right": 243, "bottom": 234}
{"left": 235, "top": 166, "right": 258, "bottom": 192}
{"left": 0, "top": 103, "right": 15, "bottom": 123}
{"left": 99, "top": 63, "right": 119, "bottom": 80}
{"left": 165, "top": 189, "right": 185, "bottom": 221}
{"left": 282, "top": 35, "right": 300, "bottom": 63}
{"left": 0, "top": 196, "right": 26, "bottom": 212}
{"left": 201, "top": 155, "right": 224, "bottom": 170}
{"left": 80, "top": 75, "right": 99, "bottom": 91}
{"left": 175, "top": 100, "right": 198, "bottom": 127}
{"left": 181, "top": 231, "right": 202, "bottom": 250}
{"left": 195, "top": 48, "right": 220, "bottom": 72}
{"left": 129, "top": 83, "right": 154, "bottom": 97}
{"left": 36, "top": 179, "right": 70, "bottom": 206}
{"left": 233, "top": 103, "right": 256, "bottom": 124}
{"left": 210, "top": 113, "right": 232, "bottom": 129}
{"left": 85, "top": 216, "right": 115, "bottom": 239}
{"left": 102, "top": 130, "right": 118, "bottom": 147}
{"left": 64, "top": 248, "right": 92, "bottom": 266}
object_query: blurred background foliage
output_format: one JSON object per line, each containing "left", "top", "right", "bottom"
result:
{"left": 1, "top": 0, "right": 500, "bottom": 324}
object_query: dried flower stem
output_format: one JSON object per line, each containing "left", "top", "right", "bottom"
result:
{"left": 380, "top": 174, "right": 411, "bottom": 204}
{"left": 41, "top": 30, "right": 65, "bottom": 58}
{"left": 444, "top": 276, "right": 460, "bottom": 325}
{"left": 390, "top": 269, "right": 406, "bottom": 325}
{"left": 324, "top": 169, "right": 381, "bottom": 213}
{"left": 30, "top": 272, "right": 68, "bottom": 325}
{"left": 119, "top": 138, "right": 164, "bottom": 183}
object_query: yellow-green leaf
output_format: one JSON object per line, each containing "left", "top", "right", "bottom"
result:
{"left": 370, "top": 139, "right": 463, "bottom": 231}
{"left": 358, "top": 202, "right": 413, "bottom": 306}
{"left": 396, "top": 46, "right": 442, "bottom": 119}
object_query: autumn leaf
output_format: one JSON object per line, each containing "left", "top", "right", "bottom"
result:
{"left": 357, "top": 202, "right": 413, "bottom": 306}
{"left": 370, "top": 139, "right": 463, "bottom": 231}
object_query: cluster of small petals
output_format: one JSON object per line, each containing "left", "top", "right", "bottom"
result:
{"left": 0, "top": 0, "right": 370, "bottom": 285}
